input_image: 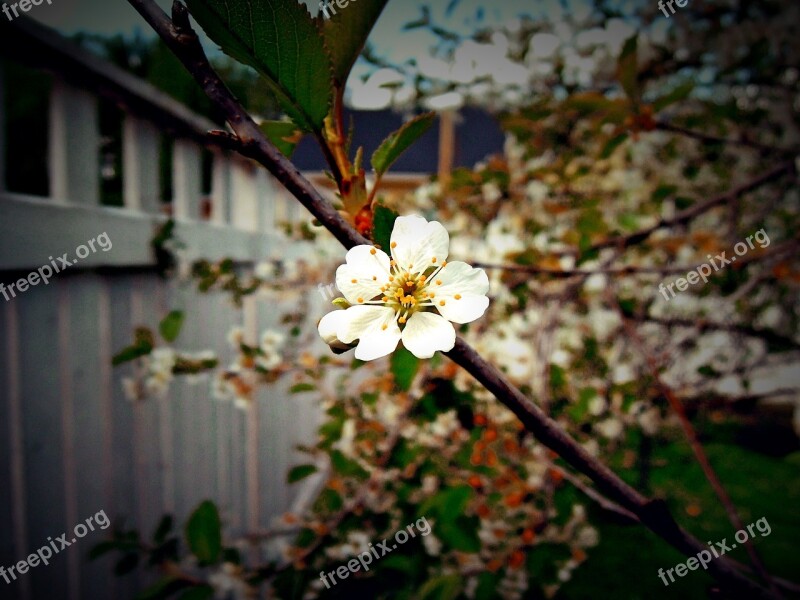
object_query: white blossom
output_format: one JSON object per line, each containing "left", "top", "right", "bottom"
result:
{"left": 318, "top": 216, "right": 490, "bottom": 360}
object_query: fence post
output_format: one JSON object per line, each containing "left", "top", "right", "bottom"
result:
{"left": 173, "top": 139, "right": 203, "bottom": 220}
{"left": 122, "top": 115, "right": 161, "bottom": 213}
{"left": 211, "top": 150, "right": 230, "bottom": 225}
{"left": 48, "top": 79, "right": 100, "bottom": 204}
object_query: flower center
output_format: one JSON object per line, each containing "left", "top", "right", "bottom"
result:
{"left": 374, "top": 256, "right": 447, "bottom": 325}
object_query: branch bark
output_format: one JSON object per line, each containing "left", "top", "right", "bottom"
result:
{"left": 126, "top": 2, "right": 781, "bottom": 597}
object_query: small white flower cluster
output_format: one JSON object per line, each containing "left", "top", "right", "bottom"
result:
{"left": 122, "top": 348, "right": 176, "bottom": 401}
{"left": 212, "top": 327, "right": 286, "bottom": 410}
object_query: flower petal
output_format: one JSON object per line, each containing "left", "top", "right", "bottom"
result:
{"left": 336, "top": 305, "right": 401, "bottom": 361}
{"left": 390, "top": 215, "right": 449, "bottom": 273}
{"left": 433, "top": 261, "right": 490, "bottom": 324}
{"left": 318, "top": 310, "right": 352, "bottom": 351}
{"left": 336, "top": 245, "right": 391, "bottom": 304}
{"left": 401, "top": 312, "right": 456, "bottom": 358}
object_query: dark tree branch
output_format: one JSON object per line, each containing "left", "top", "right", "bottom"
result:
{"left": 585, "top": 161, "right": 796, "bottom": 255}
{"left": 126, "top": 2, "right": 780, "bottom": 597}
{"left": 654, "top": 120, "right": 795, "bottom": 155}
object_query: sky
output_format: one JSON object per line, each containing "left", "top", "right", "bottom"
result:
{"left": 29, "top": 0, "right": 579, "bottom": 64}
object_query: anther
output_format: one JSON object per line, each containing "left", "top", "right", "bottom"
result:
{"left": 454, "top": 294, "right": 462, "bottom": 300}
{"left": 370, "top": 248, "right": 377, "bottom": 255}
{"left": 439, "top": 300, "right": 446, "bottom": 306}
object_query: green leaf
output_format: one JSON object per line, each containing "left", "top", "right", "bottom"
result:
{"left": 289, "top": 383, "right": 316, "bottom": 394}
{"left": 159, "top": 310, "right": 184, "bottom": 342}
{"left": 287, "top": 464, "right": 318, "bottom": 483}
{"left": 322, "top": 0, "right": 389, "bottom": 88}
{"left": 371, "top": 113, "right": 436, "bottom": 176}
{"left": 391, "top": 346, "right": 420, "bottom": 391}
{"left": 114, "top": 553, "right": 139, "bottom": 576}
{"left": 185, "top": 501, "right": 222, "bottom": 565}
{"left": 112, "top": 342, "right": 152, "bottom": 366}
{"left": 653, "top": 81, "right": 694, "bottom": 112}
{"left": 372, "top": 204, "right": 398, "bottom": 251}
{"left": 417, "top": 574, "right": 463, "bottom": 600}
{"left": 177, "top": 587, "right": 215, "bottom": 600}
{"left": 617, "top": 34, "right": 638, "bottom": 101}
{"left": 259, "top": 121, "right": 302, "bottom": 157}
{"left": 185, "top": 0, "right": 332, "bottom": 131}
{"left": 153, "top": 515, "right": 173, "bottom": 545}
{"left": 600, "top": 133, "right": 628, "bottom": 159}
{"left": 135, "top": 576, "right": 191, "bottom": 600}
{"left": 330, "top": 449, "right": 370, "bottom": 479}
{"left": 88, "top": 540, "right": 121, "bottom": 561}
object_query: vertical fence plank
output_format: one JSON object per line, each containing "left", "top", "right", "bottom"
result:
{"left": 173, "top": 140, "right": 203, "bottom": 221}
{"left": 107, "top": 277, "right": 137, "bottom": 600}
{"left": 48, "top": 80, "right": 99, "bottom": 205}
{"left": 56, "top": 281, "right": 79, "bottom": 600}
{"left": 230, "top": 161, "right": 258, "bottom": 232}
{"left": 17, "top": 283, "right": 69, "bottom": 600}
{"left": 0, "top": 299, "right": 30, "bottom": 600}
{"left": 122, "top": 116, "right": 160, "bottom": 213}
{"left": 64, "top": 275, "right": 113, "bottom": 599}
{"left": 211, "top": 151, "right": 231, "bottom": 226}
{"left": 129, "top": 275, "right": 164, "bottom": 591}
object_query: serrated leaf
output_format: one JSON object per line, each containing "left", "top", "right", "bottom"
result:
{"left": 322, "top": 0, "right": 389, "bottom": 88}
{"left": 185, "top": 501, "right": 222, "bottom": 565}
{"left": 287, "top": 464, "right": 317, "bottom": 483}
{"left": 159, "top": 310, "right": 184, "bottom": 342}
{"left": 372, "top": 205, "right": 398, "bottom": 251}
{"left": 391, "top": 346, "right": 420, "bottom": 391}
{"left": 617, "top": 34, "right": 638, "bottom": 101}
{"left": 185, "top": 0, "right": 332, "bottom": 131}
{"left": 259, "top": 121, "right": 302, "bottom": 157}
{"left": 371, "top": 113, "right": 435, "bottom": 176}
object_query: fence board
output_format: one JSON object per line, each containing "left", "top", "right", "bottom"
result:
{"left": 122, "top": 116, "right": 160, "bottom": 214}
{"left": 48, "top": 81, "right": 99, "bottom": 205}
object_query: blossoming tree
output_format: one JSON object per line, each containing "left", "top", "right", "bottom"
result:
{"left": 102, "top": 1, "right": 799, "bottom": 599}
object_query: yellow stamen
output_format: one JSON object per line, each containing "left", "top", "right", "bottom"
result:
{"left": 381, "top": 324, "right": 388, "bottom": 331}
{"left": 389, "top": 276, "right": 394, "bottom": 281}
{"left": 383, "top": 296, "right": 390, "bottom": 303}
{"left": 455, "top": 294, "right": 462, "bottom": 300}
{"left": 370, "top": 248, "right": 377, "bottom": 255}
{"left": 419, "top": 276, "right": 427, "bottom": 283}
{"left": 372, "top": 276, "right": 377, "bottom": 281}
{"left": 432, "top": 257, "right": 437, "bottom": 263}
{"left": 391, "top": 242, "right": 397, "bottom": 248}
{"left": 399, "top": 316, "right": 407, "bottom": 324}
{"left": 357, "top": 297, "right": 364, "bottom": 303}
{"left": 439, "top": 300, "right": 446, "bottom": 306}
{"left": 351, "top": 279, "right": 357, "bottom": 284}
{"left": 442, "top": 261, "right": 447, "bottom": 267}
{"left": 436, "top": 280, "right": 442, "bottom": 285}
{"left": 429, "top": 293, "right": 435, "bottom": 298}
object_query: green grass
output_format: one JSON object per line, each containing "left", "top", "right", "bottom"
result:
{"left": 557, "top": 440, "right": 800, "bottom": 599}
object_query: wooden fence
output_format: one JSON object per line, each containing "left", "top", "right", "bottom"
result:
{"left": 0, "top": 16, "right": 383, "bottom": 600}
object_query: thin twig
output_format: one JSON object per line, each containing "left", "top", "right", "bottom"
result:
{"left": 584, "top": 161, "right": 795, "bottom": 255}
{"left": 654, "top": 121, "right": 795, "bottom": 155}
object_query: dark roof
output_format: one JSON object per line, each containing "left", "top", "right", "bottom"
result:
{"left": 291, "top": 106, "right": 505, "bottom": 173}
